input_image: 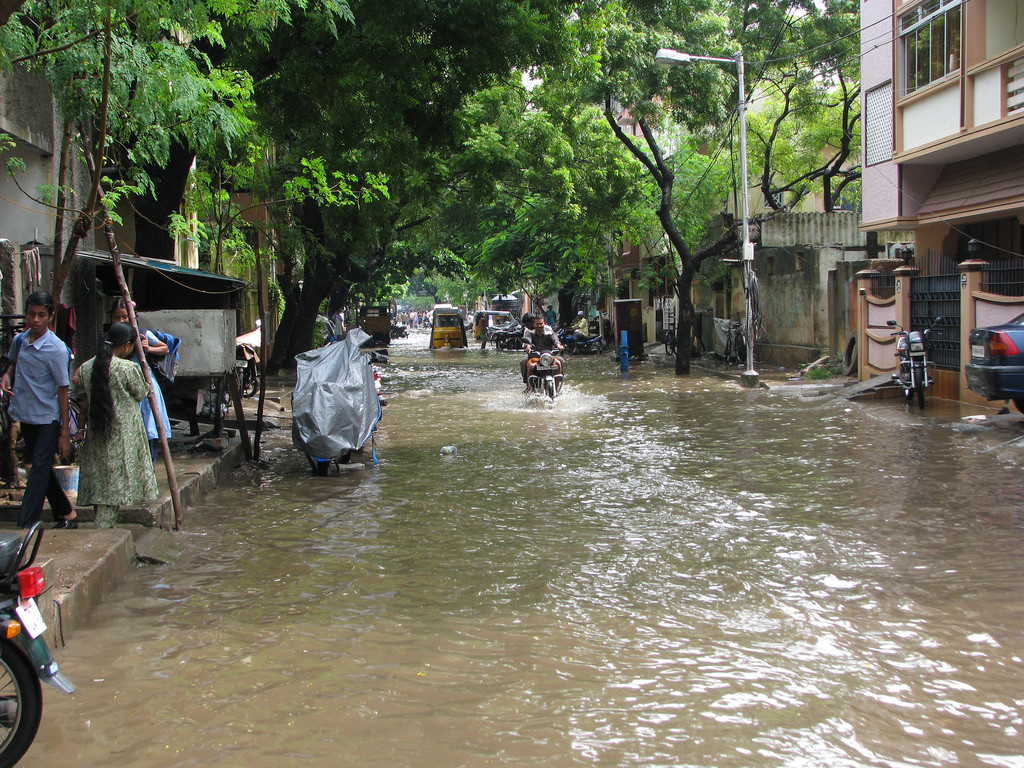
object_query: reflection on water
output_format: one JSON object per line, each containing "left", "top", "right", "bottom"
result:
{"left": 29, "top": 334, "right": 1024, "bottom": 767}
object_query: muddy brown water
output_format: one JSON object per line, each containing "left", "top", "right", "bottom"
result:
{"left": 27, "top": 334, "right": 1024, "bottom": 767}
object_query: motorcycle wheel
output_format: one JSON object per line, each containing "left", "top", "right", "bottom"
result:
{"left": 240, "top": 369, "right": 257, "bottom": 398}
{"left": 544, "top": 379, "right": 556, "bottom": 400}
{"left": 307, "top": 455, "right": 330, "bottom": 476}
{"left": 916, "top": 383, "right": 925, "bottom": 409}
{"left": 0, "top": 641, "right": 43, "bottom": 768}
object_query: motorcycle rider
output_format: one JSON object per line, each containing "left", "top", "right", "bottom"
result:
{"left": 572, "top": 310, "right": 589, "bottom": 342}
{"left": 520, "top": 312, "right": 564, "bottom": 386}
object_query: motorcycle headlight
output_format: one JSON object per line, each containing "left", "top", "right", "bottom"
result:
{"left": 539, "top": 352, "right": 554, "bottom": 367}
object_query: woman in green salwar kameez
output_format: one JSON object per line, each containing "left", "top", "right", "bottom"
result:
{"left": 72, "top": 322, "right": 158, "bottom": 527}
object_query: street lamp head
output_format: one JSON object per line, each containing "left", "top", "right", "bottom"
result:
{"left": 655, "top": 48, "right": 692, "bottom": 69}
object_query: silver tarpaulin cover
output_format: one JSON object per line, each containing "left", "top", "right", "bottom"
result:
{"left": 291, "top": 328, "right": 379, "bottom": 461}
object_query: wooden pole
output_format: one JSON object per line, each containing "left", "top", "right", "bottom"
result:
{"left": 252, "top": 253, "right": 268, "bottom": 461}
{"left": 100, "top": 213, "right": 186, "bottom": 530}
{"left": 226, "top": 372, "right": 252, "bottom": 462}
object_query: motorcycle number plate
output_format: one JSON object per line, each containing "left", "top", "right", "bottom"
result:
{"left": 15, "top": 598, "right": 46, "bottom": 639}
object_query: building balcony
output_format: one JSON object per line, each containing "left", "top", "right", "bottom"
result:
{"left": 897, "top": 44, "right": 1024, "bottom": 166}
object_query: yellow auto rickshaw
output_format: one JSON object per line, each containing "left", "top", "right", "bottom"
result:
{"left": 429, "top": 306, "right": 468, "bottom": 349}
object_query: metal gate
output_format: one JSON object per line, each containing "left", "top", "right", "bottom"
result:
{"left": 910, "top": 252, "right": 959, "bottom": 370}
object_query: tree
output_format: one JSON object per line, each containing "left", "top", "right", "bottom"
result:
{"left": 0, "top": 0, "right": 324, "bottom": 299}
{"left": 239, "top": 0, "right": 585, "bottom": 368}
{"left": 547, "top": 0, "right": 861, "bottom": 373}
{"left": 439, "top": 76, "right": 657, "bottom": 311}
{"left": 744, "top": 0, "right": 861, "bottom": 212}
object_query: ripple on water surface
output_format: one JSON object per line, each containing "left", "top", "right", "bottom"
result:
{"left": 28, "top": 340, "right": 1024, "bottom": 768}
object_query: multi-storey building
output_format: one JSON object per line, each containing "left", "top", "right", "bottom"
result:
{"left": 858, "top": 0, "right": 1024, "bottom": 403}
{"left": 861, "top": 0, "right": 1024, "bottom": 259}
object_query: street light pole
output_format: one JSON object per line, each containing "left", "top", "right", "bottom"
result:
{"left": 655, "top": 47, "right": 759, "bottom": 388}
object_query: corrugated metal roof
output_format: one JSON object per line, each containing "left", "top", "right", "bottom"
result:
{"left": 75, "top": 249, "right": 248, "bottom": 287}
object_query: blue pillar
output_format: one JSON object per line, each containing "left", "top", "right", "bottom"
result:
{"left": 619, "top": 331, "right": 629, "bottom": 372}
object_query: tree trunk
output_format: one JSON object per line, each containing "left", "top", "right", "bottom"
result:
{"left": 267, "top": 282, "right": 299, "bottom": 373}
{"left": 133, "top": 138, "right": 196, "bottom": 261}
{"left": 0, "top": 0, "right": 27, "bottom": 25}
{"left": 557, "top": 288, "right": 575, "bottom": 328}
{"left": 287, "top": 287, "right": 330, "bottom": 359}
{"left": 674, "top": 265, "right": 695, "bottom": 375}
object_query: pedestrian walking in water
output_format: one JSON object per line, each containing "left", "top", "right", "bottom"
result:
{"left": 73, "top": 322, "right": 158, "bottom": 527}
{"left": 0, "top": 290, "right": 75, "bottom": 528}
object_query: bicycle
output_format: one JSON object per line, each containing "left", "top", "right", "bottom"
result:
{"left": 723, "top": 320, "right": 746, "bottom": 365}
{"left": 664, "top": 328, "right": 676, "bottom": 356}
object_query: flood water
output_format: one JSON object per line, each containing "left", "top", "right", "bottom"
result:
{"left": 28, "top": 332, "right": 1024, "bottom": 767}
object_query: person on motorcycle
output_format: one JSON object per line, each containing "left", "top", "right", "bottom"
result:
{"left": 520, "top": 313, "right": 564, "bottom": 385}
{"left": 572, "top": 311, "right": 589, "bottom": 342}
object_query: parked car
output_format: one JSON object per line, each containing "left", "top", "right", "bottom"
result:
{"left": 965, "top": 312, "right": 1024, "bottom": 412}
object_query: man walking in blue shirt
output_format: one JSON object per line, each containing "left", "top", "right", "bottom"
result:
{"left": 0, "top": 290, "right": 75, "bottom": 529}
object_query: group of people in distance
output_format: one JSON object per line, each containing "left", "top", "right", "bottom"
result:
{"left": 1, "top": 290, "right": 168, "bottom": 531}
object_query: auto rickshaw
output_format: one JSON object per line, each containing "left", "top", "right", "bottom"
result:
{"left": 356, "top": 305, "right": 392, "bottom": 347}
{"left": 429, "top": 306, "right": 468, "bottom": 349}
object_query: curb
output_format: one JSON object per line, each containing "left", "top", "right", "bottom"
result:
{"left": 29, "top": 434, "right": 245, "bottom": 651}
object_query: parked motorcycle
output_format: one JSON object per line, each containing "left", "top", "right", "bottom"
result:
{"left": 557, "top": 328, "right": 606, "bottom": 355}
{"left": 235, "top": 324, "right": 262, "bottom": 399}
{"left": 234, "top": 344, "right": 258, "bottom": 398}
{"left": 525, "top": 350, "right": 564, "bottom": 400}
{"left": 888, "top": 317, "right": 942, "bottom": 407}
{"left": 389, "top": 322, "right": 409, "bottom": 339}
{"left": 488, "top": 319, "right": 524, "bottom": 350}
{"left": 0, "top": 523, "right": 75, "bottom": 767}
{"left": 292, "top": 328, "right": 382, "bottom": 475}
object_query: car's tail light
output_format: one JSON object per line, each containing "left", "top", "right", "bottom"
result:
{"left": 18, "top": 566, "right": 45, "bottom": 599}
{"left": 989, "top": 332, "right": 1020, "bottom": 357}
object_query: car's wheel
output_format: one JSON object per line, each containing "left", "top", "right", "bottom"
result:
{"left": 1012, "top": 399, "right": 1024, "bottom": 414}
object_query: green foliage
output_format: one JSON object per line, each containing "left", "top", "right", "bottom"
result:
{"left": 267, "top": 277, "right": 285, "bottom": 320}
{"left": 802, "top": 357, "right": 845, "bottom": 379}
{"left": 1, "top": 0, "right": 862, "bottom": 345}
{"left": 444, "top": 75, "right": 657, "bottom": 299}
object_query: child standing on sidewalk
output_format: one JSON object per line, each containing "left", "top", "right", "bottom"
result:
{"left": 0, "top": 290, "right": 76, "bottom": 528}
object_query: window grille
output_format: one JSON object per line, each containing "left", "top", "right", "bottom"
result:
{"left": 864, "top": 84, "right": 893, "bottom": 166}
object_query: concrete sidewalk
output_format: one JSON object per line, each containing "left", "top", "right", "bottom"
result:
{"left": 1, "top": 432, "right": 245, "bottom": 650}
{"left": 0, "top": 377, "right": 296, "bottom": 652}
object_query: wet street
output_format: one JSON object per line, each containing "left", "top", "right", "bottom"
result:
{"left": 28, "top": 333, "right": 1024, "bottom": 767}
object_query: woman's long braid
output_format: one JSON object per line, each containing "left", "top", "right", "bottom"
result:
{"left": 90, "top": 322, "right": 135, "bottom": 439}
